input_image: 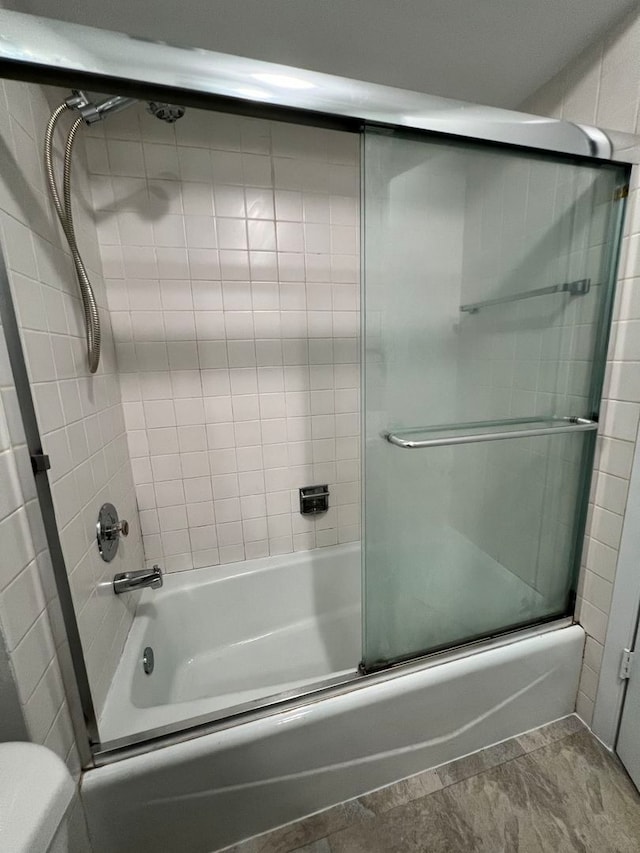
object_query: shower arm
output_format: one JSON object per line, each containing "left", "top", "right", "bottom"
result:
{"left": 44, "top": 100, "right": 101, "bottom": 374}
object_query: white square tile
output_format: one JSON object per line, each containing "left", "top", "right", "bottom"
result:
{"left": 227, "top": 340, "right": 256, "bottom": 367}
{"left": 217, "top": 522, "right": 244, "bottom": 547}
{"left": 187, "top": 501, "right": 214, "bottom": 528}
{"left": 180, "top": 450, "right": 210, "bottom": 479}
{"left": 222, "top": 282, "right": 252, "bottom": 311}
{"left": 204, "top": 396, "right": 233, "bottom": 423}
{"left": 248, "top": 220, "right": 276, "bottom": 251}
{"left": 236, "top": 445, "right": 263, "bottom": 471}
{"left": 189, "top": 525, "right": 217, "bottom": 551}
{"left": 214, "top": 185, "right": 246, "bottom": 217}
{"left": 175, "top": 398, "right": 205, "bottom": 426}
{"left": 158, "top": 505, "right": 188, "bottom": 531}
{"left": 185, "top": 215, "right": 217, "bottom": 249}
{"left": 181, "top": 182, "right": 214, "bottom": 215}
{"left": 177, "top": 424, "right": 207, "bottom": 453}
{"left": 245, "top": 188, "right": 274, "bottom": 220}
{"left": 206, "top": 422, "right": 236, "bottom": 449}
{"left": 198, "top": 341, "right": 228, "bottom": 368}
{"left": 217, "top": 218, "right": 248, "bottom": 250}
{"left": 211, "top": 151, "right": 243, "bottom": 184}
{"left": 162, "top": 529, "right": 191, "bottom": 556}
{"left": 155, "top": 481, "right": 186, "bottom": 508}
{"left": 188, "top": 249, "right": 221, "bottom": 281}
{"left": 276, "top": 222, "right": 304, "bottom": 253}
{"left": 220, "top": 250, "right": 250, "bottom": 280}
{"left": 230, "top": 368, "right": 258, "bottom": 394}
{"left": 144, "top": 400, "right": 176, "bottom": 428}
{"left": 249, "top": 251, "right": 279, "bottom": 281}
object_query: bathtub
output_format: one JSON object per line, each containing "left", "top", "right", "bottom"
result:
{"left": 99, "top": 533, "right": 551, "bottom": 745}
{"left": 83, "top": 548, "right": 584, "bottom": 853}
{"left": 99, "top": 543, "right": 362, "bottom": 743}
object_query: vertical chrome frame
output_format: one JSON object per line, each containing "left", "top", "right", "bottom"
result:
{"left": 0, "top": 249, "right": 97, "bottom": 765}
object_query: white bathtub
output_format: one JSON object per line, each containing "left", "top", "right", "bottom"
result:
{"left": 99, "top": 544, "right": 361, "bottom": 743}
{"left": 84, "top": 613, "right": 585, "bottom": 853}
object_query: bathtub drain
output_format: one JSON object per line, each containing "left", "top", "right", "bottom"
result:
{"left": 142, "top": 646, "right": 154, "bottom": 675}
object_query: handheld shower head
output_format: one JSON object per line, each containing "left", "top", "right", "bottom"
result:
{"left": 95, "top": 95, "right": 138, "bottom": 118}
{"left": 67, "top": 90, "right": 137, "bottom": 125}
{"left": 67, "top": 91, "right": 185, "bottom": 125}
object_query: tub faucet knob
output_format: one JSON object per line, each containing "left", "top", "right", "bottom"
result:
{"left": 106, "top": 518, "right": 129, "bottom": 538}
{"left": 97, "top": 502, "right": 129, "bottom": 562}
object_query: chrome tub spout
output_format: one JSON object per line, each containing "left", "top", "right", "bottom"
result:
{"left": 113, "top": 565, "right": 163, "bottom": 594}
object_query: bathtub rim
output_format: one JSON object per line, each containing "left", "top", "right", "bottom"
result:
{"left": 92, "top": 614, "right": 574, "bottom": 765}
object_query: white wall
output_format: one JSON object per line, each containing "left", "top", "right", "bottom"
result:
{"left": 522, "top": 5, "right": 640, "bottom": 725}
{"left": 86, "top": 105, "right": 360, "bottom": 572}
{"left": 0, "top": 325, "right": 93, "bottom": 848}
{"left": 0, "top": 79, "right": 145, "bottom": 722}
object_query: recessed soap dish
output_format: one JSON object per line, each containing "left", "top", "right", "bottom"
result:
{"left": 299, "top": 485, "right": 330, "bottom": 515}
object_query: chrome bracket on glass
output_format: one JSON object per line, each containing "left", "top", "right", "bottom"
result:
{"left": 385, "top": 416, "right": 598, "bottom": 449}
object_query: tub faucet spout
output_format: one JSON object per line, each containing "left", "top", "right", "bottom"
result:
{"left": 113, "top": 565, "right": 163, "bottom": 594}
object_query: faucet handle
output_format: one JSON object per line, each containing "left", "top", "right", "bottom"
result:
{"left": 97, "top": 502, "right": 129, "bottom": 562}
{"left": 107, "top": 519, "right": 129, "bottom": 538}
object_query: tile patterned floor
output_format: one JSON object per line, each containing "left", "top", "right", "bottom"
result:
{"left": 226, "top": 715, "right": 640, "bottom": 852}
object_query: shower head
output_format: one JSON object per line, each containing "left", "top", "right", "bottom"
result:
{"left": 67, "top": 90, "right": 185, "bottom": 125}
{"left": 147, "top": 102, "right": 186, "bottom": 123}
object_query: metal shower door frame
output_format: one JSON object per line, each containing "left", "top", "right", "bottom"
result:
{"left": 0, "top": 8, "right": 634, "bottom": 764}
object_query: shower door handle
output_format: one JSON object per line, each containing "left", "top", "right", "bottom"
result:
{"left": 385, "top": 417, "right": 598, "bottom": 449}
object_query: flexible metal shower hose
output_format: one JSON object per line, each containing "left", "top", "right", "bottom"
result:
{"left": 44, "top": 102, "right": 101, "bottom": 373}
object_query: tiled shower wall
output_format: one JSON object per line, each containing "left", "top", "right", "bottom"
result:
{"left": 453, "top": 155, "right": 619, "bottom": 602}
{"left": 85, "top": 108, "right": 360, "bottom": 571}
{"left": 0, "top": 325, "right": 93, "bottom": 850}
{"left": 0, "top": 79, "right": 97, "bottom": 844}
{"left": 522, "top": 5, "right": 640, "bottom": 725}
{"left": 0, "top": 79, "right": 144, "bottom": 720}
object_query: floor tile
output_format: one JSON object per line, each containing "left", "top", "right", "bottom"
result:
{"left": 436, "top": 736, "right": 524, "bottom": 787}
{"left": 228, "top": 720, "right": 640, "bottom": 853}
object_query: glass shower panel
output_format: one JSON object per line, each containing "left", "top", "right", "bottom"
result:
{"left": 362, "top": 127, "right": 627, "bottom": 670}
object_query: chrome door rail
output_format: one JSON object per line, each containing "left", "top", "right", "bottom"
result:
{"left": 0, "top": 9, "right": 637, "bottom": 162}
{"left": 459, "top": 278, "right": 591, "bottom": 315}
{"left": 386, "top": 417, "right": 598, "bottom": 449}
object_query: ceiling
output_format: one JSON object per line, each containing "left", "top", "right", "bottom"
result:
{"left": 2, "top": 0, "right": 636, "bottom": 108}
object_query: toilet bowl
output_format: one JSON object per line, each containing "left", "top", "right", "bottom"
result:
{"left": 0, "top": 742, "right": 76, "bottom": 853}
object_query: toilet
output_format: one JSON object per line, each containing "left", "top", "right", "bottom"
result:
{"left": 0, "top": 742, "right": 76, "bottom": 853}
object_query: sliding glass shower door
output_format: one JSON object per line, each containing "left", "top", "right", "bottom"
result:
{"left": 362, "top": 127, "right": 627, "bottom": 671}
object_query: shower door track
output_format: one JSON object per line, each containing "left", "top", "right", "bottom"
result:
{"left": 92, "top": 615, "right": 573, "bottom": 764}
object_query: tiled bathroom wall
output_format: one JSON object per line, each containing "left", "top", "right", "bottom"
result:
{"left": 0, "top": 342, "right": 92, "bottom": 849}
{"left": 0, "top": 79, "right": 145, "bottom": 718}
{"left": 453, "top": 154, "right": 620, "bottom": 602}
{"left": 85, "top": 107, "right": 360, "bottom": 571}
{"left": 0, "top": 321, "right": 81, "bottom": 768}
{"left": 522, "top": 5, "right": 640, "bottom": 724}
